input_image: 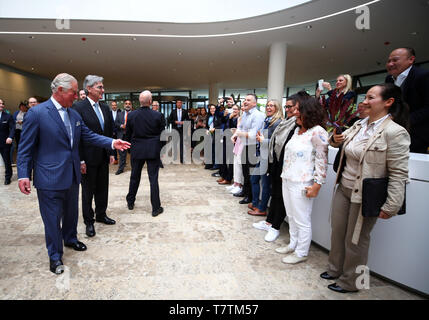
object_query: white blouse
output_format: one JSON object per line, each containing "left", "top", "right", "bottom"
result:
{"left": 281, "top": 125, "right": 328, "bottom": 184}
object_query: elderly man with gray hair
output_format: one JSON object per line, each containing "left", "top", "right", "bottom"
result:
{"left": 72, "top": 75, "right": 116, "bottom": 238}
{"left": 125, "top": 90, "right": 165, "bottom": 216}
{"left": 17, "top": 73, "right": 130, "bottom": 274}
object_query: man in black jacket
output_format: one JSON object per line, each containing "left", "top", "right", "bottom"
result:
{"left": 168, "top": 100, "right": 189, "bottom": 163}
{"left": 0, "top": 98, "right": 15, "bottom": 185}
{"left": 385, "top": 47, "right": 429, "bottom": 153}
{"left": 125, "top": 91, "right": 165, "bottom": 216}
{"left": 72, "top": 75, "right": 116, "bottom": 237}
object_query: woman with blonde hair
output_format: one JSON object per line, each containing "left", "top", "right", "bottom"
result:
{"left": 248, "top": 99, "right": 283, "bottom": 217}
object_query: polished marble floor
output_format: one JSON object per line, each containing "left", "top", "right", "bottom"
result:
{"left": 0, "top": 162, "right": 423, "bottom": 300}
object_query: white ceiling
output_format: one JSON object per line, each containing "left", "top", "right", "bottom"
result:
{"left": 0, "top": 0, "right": 428, "bottom": 92}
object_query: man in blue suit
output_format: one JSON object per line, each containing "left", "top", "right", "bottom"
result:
{"left": 17, "top": 73, "right": 130, "bottom": 275}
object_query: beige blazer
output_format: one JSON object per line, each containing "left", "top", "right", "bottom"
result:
{"left": 330, "top": 116, "right": 410, "bottom": 244}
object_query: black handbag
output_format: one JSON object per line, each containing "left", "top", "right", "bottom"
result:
{"left": 361, "top": 177, "right": 406, "bottom": 217}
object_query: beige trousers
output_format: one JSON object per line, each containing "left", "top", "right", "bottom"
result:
{"left": 327, "top": 184, "right": 378, "bottom": 291}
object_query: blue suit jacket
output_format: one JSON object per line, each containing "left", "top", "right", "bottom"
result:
{"left": 17, "top": 99, "right": 113, "bottom": 190}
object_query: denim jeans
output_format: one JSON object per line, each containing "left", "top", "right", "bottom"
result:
{"left": 250, "top": 163, "right": 271, "bottom": 211}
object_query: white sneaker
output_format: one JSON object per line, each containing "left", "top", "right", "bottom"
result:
{"left": 282, "top": 252, "right": 308, "bottom": 264}
{"left": 275, "top": 245, "right": 295, "bottom": 254}
{"left": 252, "top": 220, "right": 271, "bottom": 231}
{"left": 264, "top": 227, "right": 280, "bottom": 242}
{"left": 226, "top": 185, "right": 235, "bottom": 191}
{"left": 231, "top": 187, "right": 242, "bottom": 194}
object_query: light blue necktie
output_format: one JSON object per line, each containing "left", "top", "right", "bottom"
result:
{"left": 61, "top": 107, "right": 73, "bottom": 146}
{"left": 94, "top": 102, "right": 104, "bottom": 130}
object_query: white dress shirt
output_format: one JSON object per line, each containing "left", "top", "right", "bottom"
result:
{"left": 394, "top": 66, "right": 412, "bottom": 87}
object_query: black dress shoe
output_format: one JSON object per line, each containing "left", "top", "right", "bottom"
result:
{"left": 328, "top": 283, "right": 357, "bottom": 294}
{"left": 239, "top": 197, "right": 252, "bottom": 204}
{"left": 233, "top": 192, "right": 245, "bottom": 197}
{"left": 211, "top": 172, "right": 220, "bottom": 177}
{"left": 115, "top": 170, "right": 123, "bottom": 175}
{"left": 64, "top": 241, "right": 87, "bottom": 251}
{"left": 49, "top": 259, "right": 64, "bottom": 274}
{"left": 320, "top": 272, "right": 338, "bottom": 280}
{"left": 4, "top": 179, "right": 11, "bottom": 185}
{"left": 209, "top": 167, "right": 219, "bottom": 170}
{"left": 96, "top": 216, "right": 116, "bottom": 225}
{"left": 127, "top": 202, "right": 134, "bottom": 210}
{"left": 152, "top": 207, "right": 164, "bottom": 217}
{"left": 86, "top": 224, "right": 96, "bottom": 237}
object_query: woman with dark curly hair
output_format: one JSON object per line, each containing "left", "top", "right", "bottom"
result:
{"left": 275, "top": 97, "right": 329, "bottom": 264}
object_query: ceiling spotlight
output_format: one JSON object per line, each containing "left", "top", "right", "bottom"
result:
{"left": 95, "top": 50, "right": 100, "bottom": 54}
{"left": 178, "top": 52, "right": 183, "bottom": 56}
{"left": 31, "top": 67, "right": 35, "bottom": 70}
{"left": 12, "top": 60, "right": 16, "bottom": 64}
{"left": 306, "top": 25, "right": 312, "bottom": 29}
{"left": 29, "top": 35, "right": 35, "bottom": 39}
{"left": 411, "top": 31, "right": 418, "bottom": 36}
{"left": 321, "top": 45, "right": 326, "bottom": 49}
{"left": 231, "top": 40, "right": 236, "bottom": 44}
{"left": 132, "top": 37, "right": 137, "bottom": 41}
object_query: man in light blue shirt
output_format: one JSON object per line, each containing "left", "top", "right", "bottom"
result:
{"left": 232, "top": 94, "right": 265, "bottom": 204}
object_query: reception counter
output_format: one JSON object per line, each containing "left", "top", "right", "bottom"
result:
{"left": 312, "top": 147, "right": 429, "bottom": 296}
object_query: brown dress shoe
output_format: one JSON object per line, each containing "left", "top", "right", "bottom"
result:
{"left": 113, "top": 160, "right": 118, "bottom": 165}
{"left": 248, "top": 203, "right": 255, "bottom": 210}
{"left": 216, "top": 178, "right": 225, "bottom": 183}
{"left": 248, "top": 208, "right": 267, "bottom": 216}
{"left": 218, "top": 180, "right": 231, "bottom": 185}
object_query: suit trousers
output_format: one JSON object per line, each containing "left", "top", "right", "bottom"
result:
{"left": 37, "top": 183, "right": 79, "bottom": 261}
{"left": 327, "top": 184, "right": 378, "bottom": 291}
{"left": 282, "top": 179, "right": 314, "bottom": 257}
{"left": 0, "top": 145, "right": 12, "bottom": 180}
{"left": 81, "top": 162, "right": 109, "bottom": 225}
{"left": 241, "top": 145, "right": 256, "bottom": 200}
{"left": 118, "top": 149, "right": 127, "bottom": 171}
{"left": 126, "top": 158, "right": 161, "bottom": 212}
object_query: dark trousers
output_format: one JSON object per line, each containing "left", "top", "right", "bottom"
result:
{"left": 37, "top": 183, "right": 79, "bottom": 261}
{"left": 178, "top": 128, "right": 184, "bottom": 163}
{"left": 118, "top": 149, "right": 127, "bottom": 171}
{"left": 0, "top": 145, "right": 12, "bottom": 181}
{"left": 126, "top": 158, "right": 161, "bottom": 212}
{"left": 220, "top": 140, "right": 233, "bottom": 181}
{"left": 81, "top": 162, "right": 109, "bottom": 225}
{"left": 266, "top": 163, "right": 286, "bottom": 230}
{"left": 15, "top": 129, "right": 22, "bottom": 148}
{"left": 241, "top": 145, "right": 255, "bottom": 200}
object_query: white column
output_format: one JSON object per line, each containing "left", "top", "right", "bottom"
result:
{"left": 209, "top": 83, "right": 219, "bottom": 105}
{"left": 267, "top": 42, "right": 287, "bottom": 104}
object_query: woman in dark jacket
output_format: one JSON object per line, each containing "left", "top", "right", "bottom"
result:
{"left": 248, "top": 100, "right": 283, "bottom": 218}
{"left": 205, "top": 104, "right": 223, "bottom": 170}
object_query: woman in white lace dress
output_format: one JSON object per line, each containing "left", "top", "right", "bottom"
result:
{"left": 276, "top": 97, "right": 329, "bottom": 264}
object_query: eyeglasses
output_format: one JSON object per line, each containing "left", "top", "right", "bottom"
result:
{"left": 284, "top": 105, "right": 293, "bottom": 109}
{"left": 266, "top": 104, "right": 275, "bottom": 107}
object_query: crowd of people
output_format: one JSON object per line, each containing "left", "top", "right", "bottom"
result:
{"left": 0, "top": 47, "right": 427, "bottom": 294}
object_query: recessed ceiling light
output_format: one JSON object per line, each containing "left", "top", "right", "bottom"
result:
{"left": 12, "top": 60, "right": 15, "bottom": 64}
{"left": 29, "top": 36, "right": 35, "bottom": 39}
{"left": 306, "top": 25, "right": 312, "bottom": 29}
{"left": 132, "top": 37, "right": 137, "bottom": 41}
{"left": 178, "top": 52, "right": 183, "bottom": 56}
{"left": 95, "top": 50, "right": 100, "bottom": 54}
{"left": 231, "top": 40, "right": 236, "bottom": 45}
{"left": 31, "top": 67, "right": 35, "bottom": 70}
{"left": 321, "top": 45, "right": 326, "bottom": 49}
{"left": 411, "top": 31, "right": 418, "bottom": 36}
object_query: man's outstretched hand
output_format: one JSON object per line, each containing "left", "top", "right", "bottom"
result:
{"left": 113, "top": 139, "right": 131, "bottom": 151}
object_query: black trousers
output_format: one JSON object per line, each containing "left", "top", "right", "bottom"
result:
{"left": 220, "top": 140, "right": 233, "bottom": 182}
{"left": 81, "top": 162, "right": 109, "bottom": 225}
{"left": 126, "top": 158, "right": 161, "bottom": 212}
{"left": 118, "top": 149, "right": 127, "bottom": 171}
{"left": 241, "top": 145, "right": 256, "bottom": 200}
{"left": 177, "top": 128, "right": 184, "bottom": 163}
{"left": 266, "top": 161, "right": 286, "bottom": 230}
{"left": 0, "top": 145, "right": 12, "bottom": 181}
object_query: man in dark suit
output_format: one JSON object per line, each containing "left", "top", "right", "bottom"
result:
{"left": 0, "top": 98, "right": 15, "bottom": 185}
{"left": 110, "top": 100, "right": 120, "bottom": 164}
{"left": 17, "top": 73, "right": 130, "bottom": 274}
{"left": 385, "top": 47, "right": 429, "bottom": 153}
{"left": 114, "top": 100, "right": 133, "bottom": 175}
{"left": 168, "top": 100, "right": 189, "bottom": 163}
{"left": 125, "top": 90, "right": 165, "bottom": 216}
{"left": 72, "top": 75, "right": 116, "bottom": 238}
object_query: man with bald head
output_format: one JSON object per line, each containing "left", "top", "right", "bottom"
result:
{"left": 385, "top": 47, "right": 429, "bottom": 153}
{"left": 125, "top": 90, "right": 165, "bottom": 216}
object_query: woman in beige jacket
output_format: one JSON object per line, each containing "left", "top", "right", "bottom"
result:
{"left": 321, "top": 83, "right": 410, "bottom": 293}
